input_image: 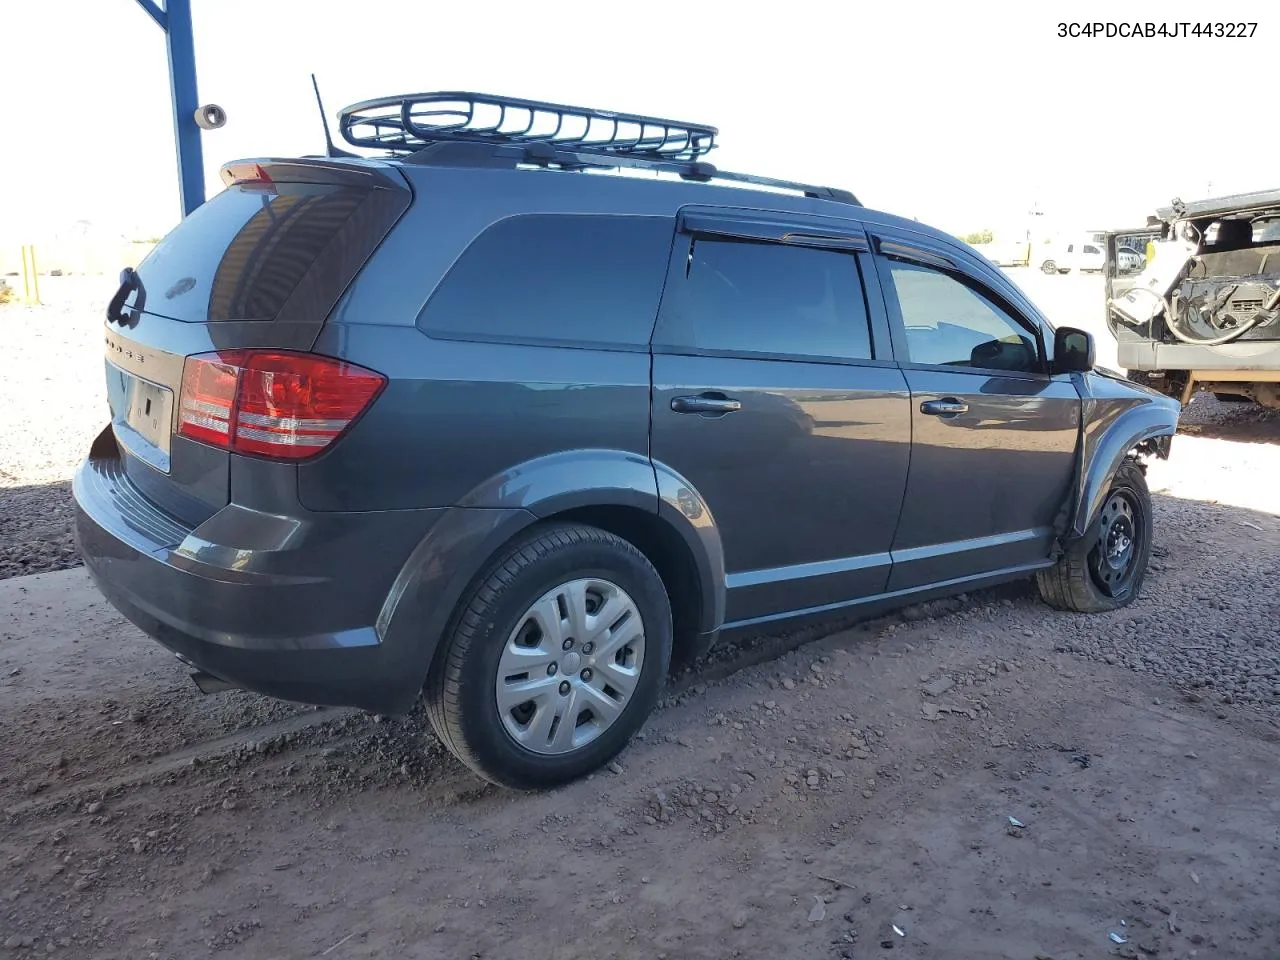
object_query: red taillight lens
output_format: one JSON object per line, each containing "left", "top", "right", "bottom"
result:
{"left": 178, "top": 350, "right": 244, "bottom": 447}
{"left": 232, "top": 352, "right": 386, "bottom": 458}
{"left": 177, "top": 350, "right": 386, "bottom": 461}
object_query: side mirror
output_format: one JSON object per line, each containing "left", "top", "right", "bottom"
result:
{"left": 1054, "top": 327, "right": 1095, "bottom": 373}
{"left": 970, "top": 336, "right": 1037, "bottom": 372}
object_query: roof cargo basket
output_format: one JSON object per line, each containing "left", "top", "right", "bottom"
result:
{"left": 337, "top": 91, "right": 860, "bottom": 206}
{"left": 340, "top": 91, "right": 717, "bottom": 161}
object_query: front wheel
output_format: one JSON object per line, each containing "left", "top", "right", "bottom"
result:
{"left": 1040, "top": 259, "right": 1058, "bottom": 274}
{"left": 425, "top": 524, "right": 672, "bottom": 790}
{"left": 1036, "top": 461, "right": 1152, "bottom": 613}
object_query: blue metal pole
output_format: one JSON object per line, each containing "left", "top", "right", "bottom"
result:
{"left": 134, "top": 0, "right": 165, "bottom": 28}
{"left": 163, "top": 0, "right": 205, "bottom": 217}
{"left": 134, "top": 0, "right": 205, "bottom": 217}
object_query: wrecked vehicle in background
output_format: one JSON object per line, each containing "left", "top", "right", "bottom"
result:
{"left": 1106, "top": 189, "right": 1280, "bottom": 408}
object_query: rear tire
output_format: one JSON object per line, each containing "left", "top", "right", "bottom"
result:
{"left": 1040, "top": 260, "right": 1058, "bottom": 275}
{"left": 425, "top": 523, "right": 672, "bottom": 790}
{"left": 1036, "top": 461, "right": 1152, "bottom": 613}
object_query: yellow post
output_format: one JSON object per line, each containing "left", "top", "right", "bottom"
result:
{"left": 20, "top": 245, "right": 41, "bottom": 305}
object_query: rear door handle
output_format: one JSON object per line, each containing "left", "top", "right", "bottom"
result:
{"left": 920, "top": 399, "right": 969, "bottom": 416}
{"left": 671, "top": 394, "right": 742, "bottom": 415}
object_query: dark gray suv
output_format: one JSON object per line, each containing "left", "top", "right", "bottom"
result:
{"left": 74, "top": 92, "right": 1180, "bottom": 788}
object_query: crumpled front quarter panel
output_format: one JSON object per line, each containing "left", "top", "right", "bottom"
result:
{"left": 1072, "top": 369, "right": 1180, "bottom": 537}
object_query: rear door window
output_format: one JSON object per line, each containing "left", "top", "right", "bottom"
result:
{"left": 132, "top": 184, "right": 369, "bottom": 322}
{"left": 653, "top": 237, "right": 875, "bottom": 361}
{"left": 417, "top": 214, "right": 675, "bottom": 349}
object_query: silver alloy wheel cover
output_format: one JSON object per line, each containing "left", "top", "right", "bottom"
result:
{"left": 495, "top": 577, "right": 646, "bottom": 756}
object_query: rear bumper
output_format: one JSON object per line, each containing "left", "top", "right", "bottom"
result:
{"left": 72, "top": 430, "right": 526, "bottom": 714}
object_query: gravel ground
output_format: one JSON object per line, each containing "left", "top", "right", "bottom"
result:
{"left": 0, "top": 275, "right": 1278, "bottom": 958}
{"left": 0, "top": 278, "right": 107, "bottom": 579}
{"left": 2, "top": 480, "right": 1279, "bottom": 958}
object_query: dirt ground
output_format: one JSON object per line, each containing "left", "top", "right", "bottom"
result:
{"left": 2, "top": 277, "right": 1280, "bottom": 960}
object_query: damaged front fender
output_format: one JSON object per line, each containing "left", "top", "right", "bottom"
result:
{"left": 1066, "top": 370, "right": 1179, "bottom": 540}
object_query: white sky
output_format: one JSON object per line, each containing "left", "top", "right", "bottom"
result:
{"left": 1, "top": 0, "right": 1274, "bottom": 243}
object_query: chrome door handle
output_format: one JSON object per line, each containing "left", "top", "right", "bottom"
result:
{"left": 920, "top": 399, "right": 969, "bottom": 416}
{"left": 671, "top": 394, "right": 742, "bottom": 415}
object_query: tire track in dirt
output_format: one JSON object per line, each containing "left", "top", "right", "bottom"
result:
{"left": 3, "top": 707, "right": 358, "bottom": 821}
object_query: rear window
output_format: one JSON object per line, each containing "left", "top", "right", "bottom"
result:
{"left": 132, "top": 184, "right": 368, "bottom": 322}
{"left": 417, "top": 214, "right": 674, "bottom": 349}
{"left": 1255, "top": 218, "right": 1280, "bottom": 243}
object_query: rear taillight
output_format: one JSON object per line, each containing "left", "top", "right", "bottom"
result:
{"left": 177, "top": 350, "right": 385, "bottom": 461}
{"left": 177, "top": 350, "right": 244, "bottom": 447}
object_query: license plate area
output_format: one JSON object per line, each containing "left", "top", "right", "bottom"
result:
{"left": 106, "top": 361, "right": 174, "bottom": 473}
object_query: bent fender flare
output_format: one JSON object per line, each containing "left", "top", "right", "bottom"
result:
{"left": 377, "top": 449, "right": 727, "bottom": 697}
{"left": 1069, "top": 412, "right": 1175, "bottom": 541}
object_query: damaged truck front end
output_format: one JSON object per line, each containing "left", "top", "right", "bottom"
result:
{"left": 1105, "top": 189, "right": 1280, "bottom": 409}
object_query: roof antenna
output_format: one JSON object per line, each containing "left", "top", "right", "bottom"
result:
{"left": 311, "top": 74, "right": 355, "bottom": 158}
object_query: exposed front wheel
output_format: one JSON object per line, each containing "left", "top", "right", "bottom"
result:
{"left": 425, "top": 524, "right": 672, "bottom": 789}
{"left": 1036, "top": 461, "right": 1153, "bottom": 613}
{"left": 1040, "top": 260, "right": 1058, "bottom": 274}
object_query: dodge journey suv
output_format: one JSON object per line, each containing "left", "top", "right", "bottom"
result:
{"left": 74, "top": 92, "right": 1180, "bottom": 788}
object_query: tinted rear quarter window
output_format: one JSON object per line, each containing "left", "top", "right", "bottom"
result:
{"left": 132, "top": 184, "right": 368, "bottom": 322}
{"left": 654, "top": 237, "right": 874, "bottom": 361}
{"left": 418, "top": 214, "right": 675, "bottom": 349}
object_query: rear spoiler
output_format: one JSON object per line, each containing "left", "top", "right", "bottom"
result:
{"left": 219, "top": 157, "right": 409, "bottom": 191}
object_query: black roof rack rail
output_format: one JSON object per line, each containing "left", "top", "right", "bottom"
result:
{"left": 340, "top": 91, "right": 717, "bottom": 160}
{"left": 337, "top": 91, "right": 860, "bottom": 206}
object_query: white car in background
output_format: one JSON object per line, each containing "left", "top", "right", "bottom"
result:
{"left": 1039, "top": 240, "right": 1105, "bottom": 274}
{"left": 1039, "top": 245, "right": 1073, "bottom": 274}
{"left": 1075, "top": 242, "right": 1105, "bottom": 272}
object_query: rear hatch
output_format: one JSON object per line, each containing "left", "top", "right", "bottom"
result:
{"left": 101, "top": 158, "right": 411, "bottom": 526}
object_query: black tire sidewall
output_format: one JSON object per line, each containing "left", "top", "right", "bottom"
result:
{"left": 1078, "top": 463, "right": 1153, "bottom": 610}
{"left": 448, "top": 534, "right": 672, "bottom": 789}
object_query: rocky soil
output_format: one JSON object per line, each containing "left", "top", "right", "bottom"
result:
{"left": 0, "top": 279, "right": 107, "bottom": 580}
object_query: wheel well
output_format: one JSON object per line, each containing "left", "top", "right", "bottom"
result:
{"left": 548, "top": 505, "right": 704, "bottom": 666}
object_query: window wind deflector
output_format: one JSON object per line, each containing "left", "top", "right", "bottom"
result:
{"left": 679, "top": 212, "right": 866, "bottom": 250}
{"left": 782, "top": 232, "right": 867, "bottom": 252}
{"left": 874, "top": 237, "right": 957, "bottom": 271}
